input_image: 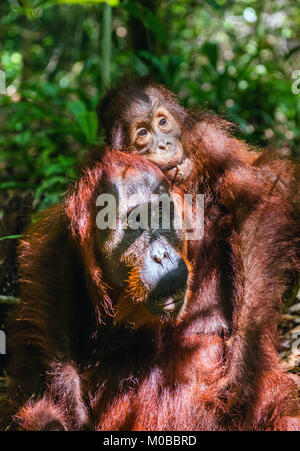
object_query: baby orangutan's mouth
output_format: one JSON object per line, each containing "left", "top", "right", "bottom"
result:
{"left": 146, "top": 286, "right": 187, "bottom": 318}
{"left": 166, "top": 157, "right": 193, "bottom": 183}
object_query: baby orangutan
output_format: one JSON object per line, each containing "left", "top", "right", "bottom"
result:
{"left": 97, "top": 77, "right": 194, "bottom": 182}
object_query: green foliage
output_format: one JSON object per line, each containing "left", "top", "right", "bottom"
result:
{"left": 123, "top": 2, "right": 167, "bottom": 43}
{"left": 55, "top": 0, "right": 119, "bottom": 5}
{"left": 0, "top": 0, "right": 299, "bottom": 211}
{"left": 67, "top": 100, "right": 99, "bottom": 144}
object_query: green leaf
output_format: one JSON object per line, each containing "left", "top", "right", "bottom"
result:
{"left": 0, "top": 181, "right": 34, "bottom": 190}
{"left": 138, "top": 51, "right": 167, "bottom": 77}
{"left": 14, "top": 130, "right": 32, "bottom": 146}
{"left": 35, "top": 176, "right": 67, "bottom": 198}
{"left": 78, "top": 111, "right": 98, "bottom": 144}
{"left": 0, "top": 235, "right": 22, "bottom": 242}
{"left": 44, "top": 164, "right": 65, "bottom": 177}
{"left": 40, "top": 0, "right": 119, "bottom": 6}
{"left": 144, "top": 11, "right": 166, "bottom": 42}
{"left": 67, "top": 101, "right": 98, "bottom": 143}
{"left": 67, "top": 100, "right": 87, "bottom": 120}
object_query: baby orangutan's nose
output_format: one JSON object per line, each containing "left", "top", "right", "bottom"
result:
{"left": 158, "top": 140, "right": 173, "bottom": 151}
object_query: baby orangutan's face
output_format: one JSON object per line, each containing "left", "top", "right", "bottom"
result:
{"left": 126, "top": 91, "right": 188, "bottom": 174}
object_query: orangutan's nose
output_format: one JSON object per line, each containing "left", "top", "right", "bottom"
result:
{"left": 143, "top": 239, "right": 188, "bottom": 295}
{"left": 151, "top": 246, "right": 168, "bottom": 264}
{"left": 158, "top": 139, "right": 173, "bottom": 151}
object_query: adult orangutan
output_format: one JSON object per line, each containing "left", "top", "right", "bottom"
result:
{"left": 3, "top": 150, "right": 191, "bottom": 431}
{"left": 1, "top": 142, "right": 299, "bottom": 431}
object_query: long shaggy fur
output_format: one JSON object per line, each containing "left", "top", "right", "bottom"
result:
{"left": 1, "top": 107, "right": 300, "bottom": 430}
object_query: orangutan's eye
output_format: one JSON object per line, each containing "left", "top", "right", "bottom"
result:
{"left": 159, "top": 117, "right": 168, "bottom": 127}
{"left": 138, "top": 128, "right": 148, "bottom": 137}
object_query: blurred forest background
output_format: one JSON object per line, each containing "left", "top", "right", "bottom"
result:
{"left": 1, "top": 0, "right": 300, "bottom": 210}
{"left": 0, "top": 0, "right": 300, "bottom": 392}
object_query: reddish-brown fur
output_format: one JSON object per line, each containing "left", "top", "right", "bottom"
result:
{"left": 1, "top": 111, "right": 300, "bottom": 430}
{"left": 98, "top": 79, "right": 300, "bottom": 428}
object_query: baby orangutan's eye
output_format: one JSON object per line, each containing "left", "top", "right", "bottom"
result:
{"left": 159, "top": 117, "right": 168, "bottom": 127}
{"left": 138, "top": 128, "right": 148, "bottom": 137}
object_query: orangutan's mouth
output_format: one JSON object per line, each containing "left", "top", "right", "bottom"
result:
{"left": 146, "top": 287, "right": 187, "bottom": 317}
{"left": 166, "top": 157, "right": 192, "bottom": 182}
{"left": 161, "top": 156, "right": 185, "bottom": 172}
